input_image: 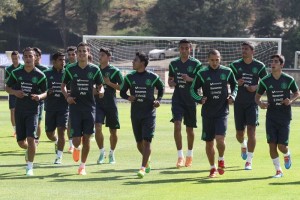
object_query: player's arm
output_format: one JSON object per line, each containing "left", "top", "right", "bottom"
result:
{"left": 168, "top": 62, "right": 176, "bottom": 87}
{"left": 120, "top": 76, "right": 135, "bottom": 102}
{"left": 190, "top": 72, "right": 205, "bottom": 104}
{"left": 94, "top": 69, "right": 104, "bottom": 98}
{"left": 227, "top": 71, "right": 238, "bottom": 104}
{"left": 255, "top": 81, "right": 268, "bottom": 109}
{"left": 105, "top": 70, "right": 124, "bottom": 91}
{"left": 182, "top": 61, "right": 202, "bottom": 83}
{"left": 61, "top": 68, "right": 76, "bottom": 104}
{"left": 282, "top": 79, "right": 300, "bottom": 106}
{"left": 5, "top": 72, "right": 25, "bottom": 98}
{"left": 153, "top": 76, "right": 165, "bottom": 108}
{"left": 31, "top": 75, "right": 47, "bottom": 101}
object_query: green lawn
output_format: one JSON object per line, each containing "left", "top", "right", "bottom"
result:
{"left": 0, "top": 101, "right": 299, "bottom": 200}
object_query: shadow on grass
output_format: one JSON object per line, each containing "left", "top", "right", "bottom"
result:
{"left": 270, "top": 181, "right": 300, "bottom": 185}
{"left": 196, "top": 176, "right": 272, "bottom": 184}
{"left": 0, "top": 172, "right": 75, "bottom": 180}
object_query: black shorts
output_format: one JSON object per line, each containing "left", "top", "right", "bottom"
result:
{"left": 234, "top": 103, "right": 258, "bottom": 130}
{"left": 202, "top": 115, "right": 227, "bottom": 141}
{"left": 266, "top": 117, "right": 290, "bottom": 146}
{"left": 170, "top": 102, "right": 197, "bottom": 128}
{"left": 95, "top": 106, "right": 120, "bottom": 129}
{"left": 15, "top": 111, "right": 38, "bottom": 142}
{"left": 8, "top": 95, "right": 16, "bottom": 109}
{"left": 69, "top": 110, "right": 95, "bottom": 137}
{"left": 131, "top": 116, "right": 155, "bottom": 143}
{"left": 45, "top": 110, "right": 69, "bottom": 132}
{"left": 38, "top": 101, "right": 44, "bottom": 122}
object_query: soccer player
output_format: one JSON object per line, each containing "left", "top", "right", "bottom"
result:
{"left": 255, "top": 54, "right": 299, "bottom": 178}
{"left": 61, "top": 42, "right": 103, "bottom": 175}
{"left": 95, "top": 47, "right": 124, "bottom": 164}
{"left": 5, "top": 51, "right": 22, "bottom": 137}
{"left": 5, "top": 47, "right": 47, "bottom": 176}
{"left": 168, "top": 39, "right": 202, "bottom": 168}
{"left": 120, "top": 52, "right": 164, "bottom": 178}
{"left": 229, "top": 42, "right": 267, "bottom": 170}
{"left": 44, "top": 52, "right": 68, "bottom": 164}
{"left": 65, "top": 46, "right": 77, "bottom": 153}
{"left": 190, "top": 49, "right": 238, "bottom": 178}
{"left": 33, "top": 47, "right": 48, "bottom": 142}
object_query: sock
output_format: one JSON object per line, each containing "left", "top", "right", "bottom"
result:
{"left": 177, "top": 150, "right": 184, "bottom": 158}
{"left": 69, "top": 140, "right": 73, "bottom": 147}
{"left": 110, "top": 149, "right": 114, "bottom": 155}
{"left": 246, "top": 152, "right": 253, "bottom": 163}
{"left": 272, "top": 157, "right": 281, "bottom": 171}
{"left": 57, "top": 150, "right": 63, "bottom": 158}
{"left": 27, "top": 162, "right": 33, "bottom": 169}
{"left": 55, "top": 139, "right": 58, "bottom": 144}
{"left": 140, "top": 166, "right": 146, "bottom": 170}
{"left": 187, "top": 149, "right": 193, "bottom": 157}
{"left": 241, "top": 140, "right": 247, "bottom": 148}
{"left": 218, "top": 157, "right": 224, "bottom": 161}
{"left": 13, "top": 126, "right": 16, "bottom": 131}
{"left": 100, "top": 148, "right": 105, "bottom": 154}
{"left": 210, "top": 165, "right": 216, "bottom": 169}
{"left": 283, "top": 150, "right": 290, "bottom": 157}
{"left": 75, "top": 146, "right": 81, "bottom": 150}
{"left": 80, "top": 162, "right": 85, "bottom": 168}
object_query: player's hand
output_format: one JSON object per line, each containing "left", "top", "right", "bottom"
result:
{"left": 67, "top": 96, "right": 76, "bottom": 104}
{"left": 281, "top": 98, "right": 291, "bottom": 106}
{"left": 246, "top": 85, "right": 257, "bottom": 93}
{"left": 98, "top": 91, "right": 104, "bottom": 98}
{"left": 168, "top": 77, "right": 176, "bottom": 87}
{"left": 14, "top": 90, "right": 25, "bottom": 98}
{"left": 128, "top": 96, "right": 135, "bottom": 102}
{"left": 237, "top": 79, "right": 244, "bottom": 86}
{"left": 103, "top": 77, "right": 111, "bottom": 85}
{"left": 47, "top": 88, "right": 54, "bottom": 96}
{"left": 181, "top": 74, "right": 193, "bottom": 82}
{"left": 227, "top": 95, "right": 234, "bottom": 104}
{"left": 258, "top": 101, "right": 268, "bottom": 109}
{"left": 153, "top": 100, "right": 160, "bottom": 108}
{"left": 31, "top": 94, "right": 40, "bottom": 101}
{"left": 201, "top": 96, "right": 207, "bottom": 104}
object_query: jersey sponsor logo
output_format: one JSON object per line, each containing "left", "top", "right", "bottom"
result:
{"left": 187, "top": 66, "right": 193, "bottom": 73}
{"left": 87, "top": 72, "right": 94, "bottom": 80}
{"left": 281, "top": 82, "right": 288, "bottom": 89}
{"left": 252, "top": 67, "right": 258, "bottom": 74}
{"left": 145, "top": 79, "right": 152, "bottom": 86}
{"left": 220, "top": 73, "right": 226, "bottom": 80}
{"left": 32, "top": 77, "right": 38, "bottom": 84}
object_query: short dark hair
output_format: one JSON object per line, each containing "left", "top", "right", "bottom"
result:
{"left": 67, "top": 46, "right": 77, "bottom": 53}
{"left": 208, "top": 49, "right": 221, "bottom": 58}
{"left": 11, "top": 51, "right": 19, "bottom": 56}
{"left": 242, "top": 42, "right": 254, "bottom": 51}
{"left": 52, "top": 51, "right": 65, "bottom": 60}
{"left": 100, "top": 47, "right": 112, "bottom": 56}
{"left": 33, "top": 47, "right": 42, "bottom": 56}
{"left": 179, "top": 39, "right": 191, "bottom": 46}
{"left": 77, "top": 42, "right": 90, "bottom": 52}
{"left": 136, "top": 51, "right": 149, "bottom": 67}
{"left": 271, "top": 54, "right": 285, "bottom": 64}
{"left": 23, "top": 47, "right": 34, "bottom": 55}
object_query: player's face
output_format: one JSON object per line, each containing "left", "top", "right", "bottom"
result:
{"left": 99, "top": 52, "right": 110, "bottom": 65}
{"left": 242, "top": 45, "right": 254, "bottom": 59}
{"left": 77, "top": 46, "right": 89, "bottom": 62}
{"left": 54, "top": 56, "right": 65, "bottom": 70}
{"left": 208, "top": 54, "right": 221, "bottom": 69}
{"left": 132, "top": 56, "right": 143, "bottom": 70}
{"left": 11, "top": 55, "right": 19, "bottom": 65}
{"left": 270, "top": 57, "right": 283, "bottom": 73}
{"left": 179, "top": 43, "right": 191, "bottom": 58}
{"left": 23, "top": 50, "right": 35, "bottom": 67}
{"left": 34, "top": 52, "right": 41, "bottom": 65}
{"left": 67, "top": 50, "right": 77, "bottom": 63}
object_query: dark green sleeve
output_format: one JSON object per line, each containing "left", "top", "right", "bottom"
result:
{"left": 258, "top": 65, "right": 268, "bottom": 79}
{"left": 62, "top": 68, "right": 72, "bottom": 84}
{"left": 38, "top": 75, "right": 48, "bottom": 93}
{"left": 289, "top": 79, "right": 299, "bottom": 93}
{"left": 94, "top": 68, "right": 104, "bottom": 86}
{"left": 153, "top": 76, "right": 165, "bottom": 101}
{"left": 256, "top": 80, "right": 267, "bottom": 95}
{"left": 120, "top": 75, "right": 131, "bottom": 99}
{"left": 228, "top": 70, "right": 238, "bottom": 99}
{"left": 5, "top": 71, "right": 17, "bottom": 87}
{"left": 168, "top": 63, "right": 175, "bottom": 77}
{"left": 190, "top": 72, "right": 204, "bottom": 103}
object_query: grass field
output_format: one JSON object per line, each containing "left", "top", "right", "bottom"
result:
{"left": 0, "top": 101, "right": 300, "bottom": 200}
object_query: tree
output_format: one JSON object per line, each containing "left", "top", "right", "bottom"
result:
{"left": 147, "top": 0, "right": 253, "bottom": 37}
{"left": 0, "top": 0, "right": 22, "bottom": 22}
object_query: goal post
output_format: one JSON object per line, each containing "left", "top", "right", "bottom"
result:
{"left": 294, "top": 51, "right": 300, "bottom": 69}
{"left": 83, "top": 35, "right": 282, "bottom": 92}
